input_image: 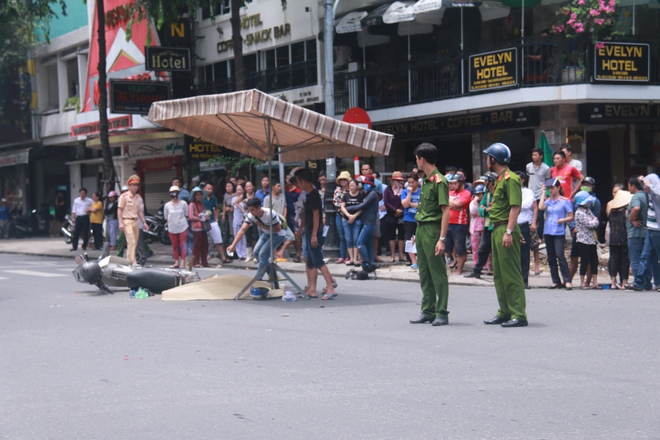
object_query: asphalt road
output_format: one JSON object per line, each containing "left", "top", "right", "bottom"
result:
{"left": 1, "top": 254, "right": 658, "bottom": 440}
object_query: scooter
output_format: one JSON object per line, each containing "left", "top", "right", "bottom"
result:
{"left": 60, "top": 214, "right": 98, "bottom": 246}
{"left": 345, "top": 262, "right": 379, "bottom": 280}
{"left": 144, "top": 202, "right": 170, "bottom": 245}
{"left": 72, "top": 244, "right": 201, "bottom": 295}
{"left": 8, "top": 208, "right": 33, "bottom": 239}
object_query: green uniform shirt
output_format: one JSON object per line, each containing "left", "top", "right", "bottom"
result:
{"left": 489, "top": 168, "right": 522, "bottom": 223}
{"left": 415, "top": 167, "right": 449, "bottom": 223}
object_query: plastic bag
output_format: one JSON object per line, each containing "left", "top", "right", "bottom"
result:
{"left": 134, "top": 287, "right": 150, "bottom": 299}
{"left": 282, "top": 290, "right": 296, "bottom": 302}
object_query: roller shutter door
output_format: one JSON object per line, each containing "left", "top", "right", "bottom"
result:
{"left": 144, "top": 170, "right": 172, "bottom": 214}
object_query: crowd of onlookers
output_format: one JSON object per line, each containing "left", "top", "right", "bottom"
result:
{"left": 62, "top": 143, "right": 660, "bottom": 292}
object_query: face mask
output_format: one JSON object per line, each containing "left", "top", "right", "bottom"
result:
{"left": 170, "top": 193, "right": 178, "bottom": 198}
{"left": 363, "top": 184, "right": 373, "bottom": 191}
{"left": 581, "top": 186, "right": 591, "bottom": 192}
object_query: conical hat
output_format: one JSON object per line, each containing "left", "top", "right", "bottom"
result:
{"left": 611, "top": 190, "right": 632, "bottom": 209}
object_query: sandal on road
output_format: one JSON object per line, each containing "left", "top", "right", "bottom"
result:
{"left": 591, "top": 285, "right": 603, "bottom": 290}
{"left": 322, "top": 293, "right": 337, "bottom": 300}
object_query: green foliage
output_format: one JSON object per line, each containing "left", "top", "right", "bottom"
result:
{"left": 204, "top": 155, "right": 263, "bottom": 177}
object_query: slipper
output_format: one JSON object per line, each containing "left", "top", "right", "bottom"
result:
{"left": 307, "top": 294, "right": 319, "bottom": 299}
{"left": 534, "top": 271, "right": 543, "bottom": 277}
{"left": 580, "top": 285, "right": 590, "bottom": 290}
{"left": 611, "top": 284, "right": 619, "bottom": 290}
{"left": 591, "top": 285, "right": 603, "bottom": 290}
{"left": 345, "top": 260, "right": 353, "bottom": 266}
{"left": 405, "top": 261, "right": 412, "bottom": 266}
{"left": 293, "top": 257, "right": 301, "bottom": 263}
{"left": 222, "top": 259, "right": 233, "bottom": 264}
{"left": 548, "top": 284, "right": 561, "bottom": 289}
{"left": 169, "top": 264, "right": 179, "bottom": 269}
{"left": 322, "top": 293, "right": 337, "bottom": 300}
{"left": 399, "top": 259, "right": 407, "bottom": 263}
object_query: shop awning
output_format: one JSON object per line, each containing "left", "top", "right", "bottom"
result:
{"left": 361, "top": 3, "right": 392, "bottom": 27}
{"left": 336, "top": 11, "right": 368, "bottom": 34}
{"left": 383, "top": 1, "right": 416, "bottom": 23}
{"left": 0, "top": 148, "right": 31, "bottom": 168}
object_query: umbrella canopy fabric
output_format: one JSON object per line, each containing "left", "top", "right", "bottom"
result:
{"left": 336, "top": 11, "right": 368, "bottom": 34}
{"left": 383, "top": 1, "right": 417, "bottom": 23}
{"left": 148, "top": 89, "right": 393, "bottom": 163}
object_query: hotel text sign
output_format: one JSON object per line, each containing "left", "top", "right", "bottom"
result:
{"left": 469, "top": 48, "right": 518, "bottom": 92}
{"left": 594, "top": 42, "right": 650, "bottom": 82}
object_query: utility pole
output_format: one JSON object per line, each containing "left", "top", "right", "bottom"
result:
{"left": 323, "top": 0, "right": 339, "bottom": 257}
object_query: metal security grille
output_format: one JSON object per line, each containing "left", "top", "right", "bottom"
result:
{"left": 144, "top": 170, "right": 172, "bottom": 214}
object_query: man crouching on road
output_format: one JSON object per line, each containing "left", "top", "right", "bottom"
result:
{"left": 409, "top": 142, "right": 451, "bottom": 327}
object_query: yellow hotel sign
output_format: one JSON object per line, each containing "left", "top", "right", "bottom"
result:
{"left": 469, "top": 48, "right": 518, "bottom": 92}
{"left": 594, "top": 42, "right": 650, "bottom": 82}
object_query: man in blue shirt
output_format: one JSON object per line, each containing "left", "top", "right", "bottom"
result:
{"left": 401, "top": 172, "right": 421, "bottom": 268}
{"left": 255, "top": 176, "right": 270, "bottom": 205}
{"left": 0, "top": 198, "right": 10, "bottom": 239}
{"left": 173, "top": 177, "right": 190, "bottom": 203}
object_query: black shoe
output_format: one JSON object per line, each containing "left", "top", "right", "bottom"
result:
{"left": 525, "top": 285, "right": 531, "bottom": 289}
{"left": 501, "top": 318, "right": 528, "bottom": 327}
{"left": 70, "top": 249, "right": 77, "bottom": 252}
{"left": 464, "top": 272, "right": 481, "bottom": 279}
{"left": 631, "top": 284, "right": 645, "bottom": 291}
{"left": 409, "top": 314, "right": 434, "bottom": 324}
{"left": 431, "top": 316, "right": 448, "bottom": 326}
{"left": 484, "top": 315, "right": 510, "bottom": 325}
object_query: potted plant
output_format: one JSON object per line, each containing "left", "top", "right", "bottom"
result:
{"left": 63, "top": 95, "right": 80, "bottom": 113}
{"left": 552, "top": 0, "right": 620, "bottom": 49}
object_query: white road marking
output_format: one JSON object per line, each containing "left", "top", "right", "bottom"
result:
{"left": 0, "top": 277, "right": 8, "bottom": 280}
{"left": 3, "top": 270, "right": 67, "bottom": 278}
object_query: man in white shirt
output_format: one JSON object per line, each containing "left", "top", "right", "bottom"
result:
{"left": 526, "top": 147, "right": 551, "bottom": 239}
{"left": 71, "top": 188, "right": 94, "bottom": 251}
{"left": 227, "top": 197, "right": 286, "bottom": 280}
{"left": 516, "top": 172, "right": 537, "bottom": 289}
{"left": 561, "top": 143, "right": 583, "bottom": 176}
{"left": 264, "top": 180, "right": 287, "bottom": 218}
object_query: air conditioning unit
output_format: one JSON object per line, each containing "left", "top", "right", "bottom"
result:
{"left": 333, "top": 46, "right": 351, "bottom": 68}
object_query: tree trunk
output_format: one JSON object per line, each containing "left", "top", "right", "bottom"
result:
{"left": 96, "top": 0, "right": 117, "bottom": 194}
{"left": 230, "top": 0, "right": 245, "bottom": 90}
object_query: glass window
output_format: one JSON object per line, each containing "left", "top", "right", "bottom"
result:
{"left": 213, "top": 61, "right": 228, "bottom": 80}
{"left": 66, "top": 58, "right": 79, "bottom": 98}
{"left": 276, "top": 46, "right": 290, "bottom": 67}
{"left": 201, "top": 0, "right": 230, "bottom": 20}
{"left": 46, "top": 64, "right": 58, "bottom": 110}
{"left": 306, "top": 39, "right": 317, "bottom": 61}
{"left": 291, "top": 42, "right": 305, "bottom": 64}
{"left": 264, "top": 49, "right": 276, "bottom": 70}
{"left": 204, "top": 64, "right": 213, "bottom": 82}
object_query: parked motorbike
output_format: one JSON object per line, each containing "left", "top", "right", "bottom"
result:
{"left": 144, "top": 202, "right": 170, "bottom": 245}
{"left": 60, "top": 214, "right": 98, "bottom": 246}
{"left": 8, "top": 208, "right": 34, "bottom": 239}
{"left": 72, "top": 246, "right": 200, "bottom": 295}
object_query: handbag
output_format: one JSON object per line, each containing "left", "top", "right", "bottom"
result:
{"left": 202, "top": 221, "right": 212, "bottom": 233}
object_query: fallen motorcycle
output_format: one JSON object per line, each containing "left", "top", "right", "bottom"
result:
{"left": 72, "top": 248, "right": 201, "bottom": 295}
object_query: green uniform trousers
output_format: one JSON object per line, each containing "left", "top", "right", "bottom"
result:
{"left": 491, "top": 225, "right": 527, "bottom": 320}
{"left": 417, "top": 223, "right": 449, "bottom": 318}
{"left": 116, "top": 231, "right": 151, "bottom": 258}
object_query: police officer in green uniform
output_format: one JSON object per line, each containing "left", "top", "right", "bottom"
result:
{"left": 483, "top": 143, "right": 529, "bottom": 327}
{"left": 409, "top": 143, "right": 451, "bottom": 326}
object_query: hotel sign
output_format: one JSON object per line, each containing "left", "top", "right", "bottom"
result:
{"left": 578, "top": 103, "right": 660, "bottom": 123}
{"left": 594, "top": 42, "right": 650, "bottom": 82}
{"left": 185, "top": 136, "right": 225, "bottom": 160}
{"left": 110, "top": 80, "right": 171, "bottom": 115}
{"left": 146, "top": 47, "right": 191, "bottom": 72}
{"left": 469, "top": 48, "right": 518, "bottom": 92}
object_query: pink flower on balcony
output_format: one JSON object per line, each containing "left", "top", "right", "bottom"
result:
{"left": 578, "top": 0, "right": 585, "bottom": 4}
{"left": 589, "top": 9, "right": 600, "bottom": 16}
{"left": 595, "top": 42, "right": 605, "bottom": 50}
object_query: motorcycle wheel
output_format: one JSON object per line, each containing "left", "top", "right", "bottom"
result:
{"left": 159, "top": 229, "right": 171, "bottom": 245}
{"left": 63, "top": 226, "right": 73, "bottom": 244}
{"left": 9, "top": 223, "right": 27, "bottom": 239}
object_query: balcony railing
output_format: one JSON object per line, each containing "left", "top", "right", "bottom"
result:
{"left": 197, "top": 59, "right": 318, "bottom": 96}
{"left": 334, "top": 35, "right": 660, "bottom": 115}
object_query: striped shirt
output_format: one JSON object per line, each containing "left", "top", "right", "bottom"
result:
{"left": 648, "top": 201, "right": 659, "bottom": 231}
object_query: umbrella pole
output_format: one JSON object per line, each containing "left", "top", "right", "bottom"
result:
{"left": 461, "top": 7, "right": 465, "bottom": 95}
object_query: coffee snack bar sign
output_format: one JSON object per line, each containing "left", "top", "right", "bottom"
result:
{"left": 594, "top": 42, "right": 650, "bottom": 82}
